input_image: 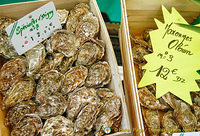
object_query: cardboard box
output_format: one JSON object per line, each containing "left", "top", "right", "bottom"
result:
{"left": 120, "top": 0, "right": 200, "bottom": 135}
{"left": 0, "top": 0, "right": 132, "bottom": 135}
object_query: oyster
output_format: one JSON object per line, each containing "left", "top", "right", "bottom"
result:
{"left": 35, "top": 70, "right": 64, "bottom": 103}
{"left": 56, "top": 55, "right": 77, "bottom": 74}
{"left": 57, "top": 9, "right": 69, "bottom": 24}
{"left": 5, "top": 100, "right": 36, "bottom": 128}
{"left": 161, "top": 111, "right": 180, "bottom": 135}
{"left": 35, "top": 93, "right": 67, "bottom": 119}
{"left": 41, "top": 115, "right": 74, "bottom": 136}
{"left": 96, "top": 88, "right": 114, "bottom": 100}
{"left": 191, "top": 91, "right": 200, "bottom": 107}
{"left": 25, "top": 43, "right": 46, "bottom": 77}
{"left": 76, "top": 13, "right": 99, "bottom": 43}
{"left": 0, "top": 57, "right": 26, "bottom": 95}
{"left": 162, "top": 93, "right": 179, "bottom": 109}
{"left": 2, "top": 77, "right": 35, "bottom": 109}
{"left": 142, "top": 29, "right": 152, "bottom": 42}
{"left": 142, "top": 108, "right": 160, "bottom": 136}
{"left": 11, "top": 114, "right": 43, "bottom": 136}
{"left": 95, "top": 95, "right": 122, "bottom": 136}
{"left": 34, "top": 52, "right": 64, "bottom": 79}
{"left": 66, "top": 3, "right": 89, "bottom": 33}
{"left": 0, "top": 17, "right": 15, "bottom": 30}
{"left": 74, "top": 103, "right": 102, "bottom": 135}
{"left": 132, "top": 44, "right": 149, "bottom": 65}
{"left": 193, "top": 104, "right": 200, "bottom": 131}
{"left": 174, "top": 100, "right": 197, "bottom": 132}
{"left": 76, "top": 40, "right": 105, "bottom": 66}
{"left": 50, "top": 30, "right": 80, "bottom": 57}
{"left": 85, "top": 61, "right": 111, "bottom": 88}
{"left": 61, "top": 65, "right": 88, "bottom": 95}
{"left": 138, "top": 87, "right": 169, "bottom": 110}
{"left": 66, "top": 87, "right": 99, "bottom": 120}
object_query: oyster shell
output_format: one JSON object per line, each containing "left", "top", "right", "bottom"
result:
{"left": 61, "top": 65, "right": 88, "bottom": 95}
{"left": 174, "top": 100, "right": 197, "bottom": 132}
{"left": 95, "top": 95, "right": 122, "bottom": 136}
{"left": 0, "top": 57, "right": 26, "bottom": 95}
{"left": 2, "top": 77, "right": 35, "bottom": 109}
{"left": 161, "top": 111, "right": 180, "bottom": 135}
{"left": 142, "top": 108, "right": 160, "bottom": 136}
{"left": 5, "top": 100, "right": 36, "bottom": 128}
{"left": 85, "top": 61, "right": 111, "bottom": 88}
{"left": 76, "top": 13, "right": 99, "bottom": 43}
{"left": 25, "top": 43, "right": 46, "bottom": 77}
{"left": 56, "top": 55, "right": 77, "bottom": 74}
{"left": 35, "top": 70, "right": 64, "bottom": 103}
{"left": 0, "top": 17, "right": 15, "bottom": 30}
{"left": 11, "top": 114, "right": 43, "bottom": 136}
{"left": 66, "top": 3, "right": 89, "bottom": 33}
{"left": 138, "top": 87, "right": 169, "bottom": 110}
{"left": 191, "top": 91, "right": 200, "bottom": 107}
{"left": 41, "top": 115, "right": 74, "bottom": 136}
{"left": 74, "top": 103, "right": 102, "bottom": 135}
{"left": 57, "top": 9, "right": 69, "bottom": 24}
{"left": 193, "top": 104, "right": 200, "bottom": 131}
{"left": 50, "top": 30, "right": 80, "bottom": 57}
{"left": 66, "top": 87, "right": 99, "bottom": 120}
{"left": 132, "top": 44, "right": 149, "bottom": 65}
{"left": 96, "top": 88, "right": 114, "bottom": 100}
{"left": 162, "top": 93, "right": 179, "bottom": 109}
{"left": 76, "top": 40, "right": 105, "bottom": 66}
{"left": 35, "top": 93, "right": 67, "bottom": 119}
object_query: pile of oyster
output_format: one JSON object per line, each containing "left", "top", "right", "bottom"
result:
{"left": 131, "top": 30, "right": 200, "bottom": 136}
{"left": 0, "top": 3, "right": 122, "bottom": 136}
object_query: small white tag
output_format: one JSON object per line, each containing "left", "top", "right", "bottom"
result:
{"left": 172, "top": 132, "right": 200, "bottom": 136}
{"left": 6, "top": 1, "right": 62, "bottom": 55}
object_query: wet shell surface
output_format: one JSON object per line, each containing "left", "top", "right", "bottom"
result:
{"left": 41, "top": 115, "right": 74, "bottom": 136}
{"left": 11, "top": 114, "right": 43, "bottom": 136}
{"left": 2, "top": 77, "right": 35, "bottom": 109}
{"left": 35, "top": 70, "right": 64, "bottom": 103}
{"left": 35, "top": 93, "right": 67, "bottom": 119}
{"left": 76, "top": 40, "right": 105, "bottom": 66}
{"left": 50, "top": 30, "right": 80, "bottom": 57}
{"left": 57, "top": 9, "right": 69, "bottom": 24}
{"left": 61, "top": 65, "right": 88, "bottom": 95}
{"left": 0, "top": 57, "right": 26, "bottom": 95}
{"left": 85, "top": 61, "right": 111, "bottom": 88}
{"left": 5, "top": 100, "right": 36, "bottom": 128}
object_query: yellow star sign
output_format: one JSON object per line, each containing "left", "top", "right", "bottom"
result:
{"left": 138, "top": 6, "right": 200, "bottom": 104}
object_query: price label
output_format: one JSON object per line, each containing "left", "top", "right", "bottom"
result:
{"left": 6, "top": 1, "right": 62, "bottom": 55}
{"left": 172, "top": 132, "right": 200, "bottom": 136}
{"left": 138, "top": 6, "right": 200, "bottom": 104}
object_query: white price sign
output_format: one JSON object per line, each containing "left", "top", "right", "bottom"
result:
{"left": 173, "top": 132, "right": 200, "bottom": 136}
{"left": 6, "top": 1, "right": 62, "bottom": 55}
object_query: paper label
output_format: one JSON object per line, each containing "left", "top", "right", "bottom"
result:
{"left": 138, "top": 6, "right": 200, "bottom": 104}
{"left": 172, "top": 132, "right": 200, "bottom": 136}
{"left": 6, "top": 1, "right": 62, "bottom": 55}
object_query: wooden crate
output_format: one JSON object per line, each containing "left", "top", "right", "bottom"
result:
{"left": 120, "top": 0, "right": 200, "bottom": 135}
{"left": 0, "top": 0, "right": 132, "bottom": 135}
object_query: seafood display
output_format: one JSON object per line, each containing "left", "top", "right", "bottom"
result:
{"left": 0, "top": 3, "right": 122, "bottom": 136}
{"left": 131, "top": 30, "right": 200, "bottom": 135}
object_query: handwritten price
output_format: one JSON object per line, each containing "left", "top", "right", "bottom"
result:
{"left": 150, "top": 65, "right": 185, "bottom": 83}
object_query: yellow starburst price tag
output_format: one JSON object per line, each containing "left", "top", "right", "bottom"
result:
{"left": 138, "top": 6, "right": 200, "bottom": 104}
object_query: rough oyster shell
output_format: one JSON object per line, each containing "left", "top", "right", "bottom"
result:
{"left": 61, "top": 65, "right": 88, "bottom": 95}
{"left": 57, "top": 9, "right": 69, "bottom": 24}
{"left": 35, "top": 93, "right": 67, "bottom": 119}
{"left": 138, "top": 87, "right": 169, "bottom": 110}
{"left": 66, "top": 3, "right": 89, "bottom": 33}
{"left": 5, "top": 100, "right": 36, "bottom": 128}
{"left": 74, "top": 103, "right": 102, "bottom": 135}
{"left": 76, "top": 12, "right": 99, "bottom": 43}
{"left": 66, "top": 87, "right": 99, "bottom": 120}
{"left": 95, "top": 95, "right": 122, "bottom": 136}
{"left": 35, "top": 70, "right": 64, "bottom": 103}
{"left": 50, "top": 30, "right": 80, "bottom": 57}
{"left": 0, "top": 57, "right": 26, "bottom": 95}
{"left": 41, "top": 115, "right": 74, "bottom": 136}
{"left": 0, "top": 17, "right": 15, "bottom": 30}
{"left": 25, "top": 43, "right": 46, "bottom": 77}
{"left": 174, "top": 100, "right": 197, "bottom": 132}
{"left": 85, "top": 61, "right": 111, "bottom": 88}
{"left": 191, "top": 91, "right": 200, "bottom": 107}
{"left": 11, "top": 114, "right": 43, "bottom": 136}
{"left": 76, "top": 40, "right": 105, "bottom": 66}
{"left": 2, "top": 77, "right": 35, "bottom": 109}
{"left": 142, "top": 108, "right": 160, "bottom": 136}
{"left": 193, "top": 104, "right": 200, "bottom": 131}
